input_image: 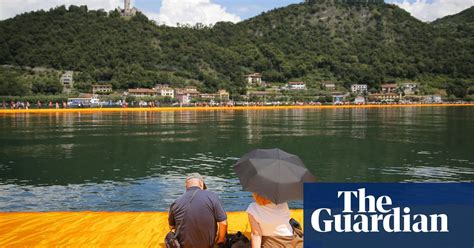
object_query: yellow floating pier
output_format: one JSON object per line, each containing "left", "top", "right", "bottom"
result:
{"left": 0, "top": 103, "right": 473, "bottom": 114}
{"left": 0, "top": 210, "right": 303, "bottom": 247}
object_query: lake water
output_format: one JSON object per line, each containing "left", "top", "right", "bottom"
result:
{"left": 1, "top": 107, "right": 473, "bottom": 212}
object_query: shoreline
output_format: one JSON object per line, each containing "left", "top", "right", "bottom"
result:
{"left": 0, "top": 103, "right": 473, "bottom": 114}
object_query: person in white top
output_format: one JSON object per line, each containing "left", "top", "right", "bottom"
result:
{"left": 246, "top": 193, "right": 295, "bottom": 248}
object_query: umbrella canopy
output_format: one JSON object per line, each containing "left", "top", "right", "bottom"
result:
{"left": 233, "top": 148, "right": 316, "bottom": 204}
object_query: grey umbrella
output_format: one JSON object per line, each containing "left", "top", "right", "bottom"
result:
{"left": 233, "top": 148, "right": 316, "bottom": 204}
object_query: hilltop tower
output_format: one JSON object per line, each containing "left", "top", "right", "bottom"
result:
{"left": 121, "top": 0, "right": 137, "bottom": 17}
{"left": 124, "top": 0, "right": 130, "bottom": 12}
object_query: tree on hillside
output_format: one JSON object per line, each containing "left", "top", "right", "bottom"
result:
{"left": 0, "top": 70, "right": 30, "bottom": 96}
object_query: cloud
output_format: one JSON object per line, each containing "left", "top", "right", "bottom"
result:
{"left": 150, "top": 0, "right": 241, "bottom": 26}
{"left": 392, "top": 0, "right": 474, "bottom": 22}
{"left": 0, "top": 0, "right": 122, "bottom": 20}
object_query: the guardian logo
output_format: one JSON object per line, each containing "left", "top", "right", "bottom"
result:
{"left": 311, "top": 188, "right": 449, "bottom": 233}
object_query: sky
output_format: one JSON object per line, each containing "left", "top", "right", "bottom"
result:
{"left": 0, "top": 0, "right": 473, "bottom": 25}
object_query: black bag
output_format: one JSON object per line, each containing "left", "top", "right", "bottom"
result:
{"left": 165, "top": 189, "right": 200, "bottom": 248}
{"left": 289, "top": 218, "right": 303, "bottom": 247}
{"left": 219, "top": 231, "right": 250, "bottom": 248}
{"left": 289, "top": 218, "right": 303, "bottom": 238}
{"left": 164, "top": 231, "right": 180, "bottom": 248}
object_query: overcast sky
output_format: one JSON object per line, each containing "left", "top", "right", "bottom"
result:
{"left": 1, "top": 0, "right": 473, "bottom": 25}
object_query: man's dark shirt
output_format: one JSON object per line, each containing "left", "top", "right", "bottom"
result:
{"left": 168, "top": 186, "right": 227, "bottom": 248}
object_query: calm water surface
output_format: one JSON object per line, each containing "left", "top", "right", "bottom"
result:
{"left": 1, "top": 107, "right": 473, "bottom": 211}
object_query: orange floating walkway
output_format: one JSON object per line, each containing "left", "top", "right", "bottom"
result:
{"left": 0, "top": 104, "right": 473, "bottom": 114}
{"left": 0, "top": 210, "right": 303, "bottom": 247}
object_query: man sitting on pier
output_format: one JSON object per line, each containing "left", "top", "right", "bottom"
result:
{"left": 168, "top": 173, "right": 228, "bottom": 248}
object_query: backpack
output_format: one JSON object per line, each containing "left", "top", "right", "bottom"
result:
{"left": 220, "top": 231, "right": 250, "bottom": 248}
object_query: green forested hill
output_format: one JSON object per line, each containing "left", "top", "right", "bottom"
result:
{"left": 432, "top": 7, "right": 474, "bottom": 40}
{"left": 0, "top": 1, "right": 472, "bottom": 96}
{"left": 432, "top": 7, "right": 473, "bottom": 28}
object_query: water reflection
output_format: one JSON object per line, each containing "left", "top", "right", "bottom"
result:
{"left": 0, "top": 107, "right": 473, "bottom": 211}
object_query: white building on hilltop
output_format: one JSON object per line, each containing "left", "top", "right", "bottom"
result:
{"left": 121, "top": 0, "right": 137, "bottom": 17}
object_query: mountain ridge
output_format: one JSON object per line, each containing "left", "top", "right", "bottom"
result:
{"left": 0, "top": 1, "right": 472, "bottom": 96}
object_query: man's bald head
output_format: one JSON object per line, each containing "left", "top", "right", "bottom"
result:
{"left": 186, "top": 178, "right": 204, "bottom": 189}
{"left": 185, "top": 173, "right": 207, "bottom": 190}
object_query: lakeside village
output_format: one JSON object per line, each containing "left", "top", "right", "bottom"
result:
{"left": 2, "top": 71, "right": 463, "bottom": 109}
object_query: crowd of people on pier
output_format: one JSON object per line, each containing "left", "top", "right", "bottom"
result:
{"left": 1, "top": 100, "right": 69, "bottom": 110}
{"left": 2, "top": 99, "right": 472, "bottom": 111}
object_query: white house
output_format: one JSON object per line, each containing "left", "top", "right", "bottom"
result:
{"left": 351, "top": 84, "right": 368, "bottom": 94}
{"left": 92, "top": 84, "right": 113, "bottom": 95}
{"left": 288, "top": 82, "right": 306, "bottom": 90}
{"left": 402, "top": 83, "right": 418, "bottom": 95}
{"left": 244, "top": 73, "right": 263, "bottom": 86}
{"left": 60, "top": 71, "right": 74, "bottom": 91}
{"left": 354, "top": 96, "right": 366, "bottom": 105}
{"left": 159, "top": 88, "right": 174, "bottom": 98}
